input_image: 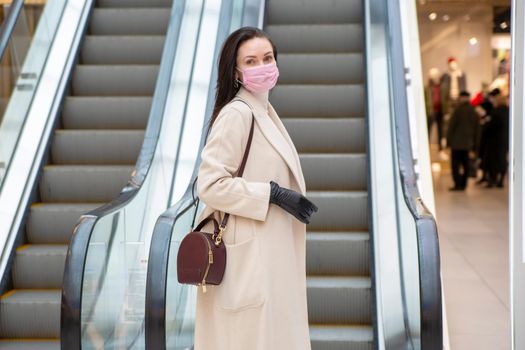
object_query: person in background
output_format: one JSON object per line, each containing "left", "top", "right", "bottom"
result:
{"left": 471, "top": 84, "right": 493, "bottom": 185}
{"left": 425, "top": 68, "right": 444, "bottom": 150}
{"left": 446, "top": 91, "right": 481, "bottom": 191}
{"left": 484, "top": 88, "right": 509, "bottom": 188}
{"left": 441, "top": 57, "right": 467, "bottom": 117}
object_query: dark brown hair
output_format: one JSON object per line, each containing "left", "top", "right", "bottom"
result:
{"left": 206, "top": 26, "right": 277, "bottom": 135}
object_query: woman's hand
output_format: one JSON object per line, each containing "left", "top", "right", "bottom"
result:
{"left": 269, "top": 181, "right": 318, "bottom": 224}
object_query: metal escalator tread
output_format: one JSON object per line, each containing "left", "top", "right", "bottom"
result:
{"left": 271, "top": 84, "right": 365, "bottom": 118}
{"left": 91, "top": 9, "right": 170, "bottom": 35}
{"left": 81, "top": 36, "right": 165, "bottom": 64}
{"left": 266, "top": 0, "right": 363, "bottom": 25}
{"left": 278, "top": 53, "right": 364, "bottom": 84}
{"left": 0, "top": 339, "right": 59, "bottom": 350}
{"left": 72, "top": 65, "right": 159, "bottom": 96}
{"left": 13, "top": 245, "right": 67, "bottom": 289}
{"left": 0, "top": 290, "right": 60, "bottom": 338}
{"left": 0, "top": 0, "right": 170, "bottom": 344}
{"left": 306, "top": 191, "right": 368, "bottom": 231}
{"left": 283, "top": 118, "right": 366, "bottom": 153}
{"left": 309, "top": 324, "right": 373, "bottom": 350}
{"left": 266, "top": 24, "right": 364, "bottom": 53}
{"left": 266, "top": 0, "right": 372, "bottom": 348}
{"left": 300, "top": 154, "right": 367, "bottom": 191}
{"left": 99, "top": 0, "right": 172, "bottom": 7}
{"left": 306, "top": 231, "right": 370, "bottom": 276}
{"left": 27, "top": 203, "right": 103, "bottom": 244}
{"left": 52, "top": 130, "right": 145, "bottom": 164}
{"left": 63, "top": 96, "right": 152, "bottom": 129}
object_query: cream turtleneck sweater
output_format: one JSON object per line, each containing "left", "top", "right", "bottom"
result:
{"left": 240, "top": 86, "right": 270, "bottom": 113}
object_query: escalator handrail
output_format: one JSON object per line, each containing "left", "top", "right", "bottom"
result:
{"left": 0, "top": 0, "right": 23, "bottom": 61}
{"left": 145, "top": 166, "right": 200, "bottom": 349}
{"left": 385, "top": 0, "right": 443, "bottom": 348}
{"left": 60, "top": 2, "right": 186, "bottom": 348}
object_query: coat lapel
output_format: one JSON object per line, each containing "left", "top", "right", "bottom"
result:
{"left": 267, "top": 103, "right": 306, "bottom": 194}
{"left": 235, "top": 88, "right": 306, "bottom": 194}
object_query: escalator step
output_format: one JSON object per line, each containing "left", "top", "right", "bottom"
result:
{"left": 81, "top": 35, "right": 165, "bottom": 65}
{"left": 283, "top": 118, "right": 366, "bottom": 153}
{"left": 12, "top": 245, "right": 67, "bottom": 289}
{"left": 307, "top": 276, "right": 371, "bottom": 324}
{"left": 52, "top": 130, "right": 144, "bottom": 165}
{"left": 306, "top": 191, "right": 368, "bottom": 231}
{"left": 62, "top": 96, "right": 151, "bottom": 130}
{"left": 278, "top": 53, "right": 364, "bottom": 84}
{"left": 98, "top": 0, "right": 172, "bottom": 8}
{"left": 306, "top": 231, "right": 370, "bottom": 276}
{"left": 0, "top": 339, "right": 59, "bottom": 350}
{"left": 266, "top": 24, "right": 363, "bottom": 53}
{"left": 271, "top": 84, "right": 365, "bottom": 118}
{"left": 39, "top": 165, "right": 133, "bottom": 203}
{"left": 0, "top": 290, "right": 60, "bottom": 338}
{"left": 72, "top": 65, "right": 158, "bottom": 96}
{"left": 310, "top": 324, "right": 373, "bottom": 350}
{"left": 267, "top": 0, "right": 363, "bottom": 25}
{"left": 90, "top": 9, "right": 170, "bottom": 35}
{"left": 27, "top": 203, "right": 102, "bottom": 244}
{"left": 301, "top": 154, "right": 367, "bottom": 191}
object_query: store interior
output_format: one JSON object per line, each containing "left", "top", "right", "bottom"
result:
{"left": 416, "top": 1, "right": 511, "bottom": 349}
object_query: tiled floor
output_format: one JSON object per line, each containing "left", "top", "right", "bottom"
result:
{"left": 433, "top": 170, "right": 510, "bottom": 349}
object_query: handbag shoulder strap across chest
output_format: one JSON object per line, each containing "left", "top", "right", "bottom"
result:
{"left": 218, "top": 98, "right": 255, "bottom": 229}
{"left": 193, "top": 97, "right": 255, "bottom": 236}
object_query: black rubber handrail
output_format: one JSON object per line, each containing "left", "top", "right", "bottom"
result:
{"left": 0, "top": 0, "right": 24, "bottom": 62}
{"left": 60, "top": 1, "right": 186, "bottom": 348}
{"left": 386, "top": 0, "right": 443, "bottom": 348}
{"left": 145, "top": 168, "right": 200, "bottom": 350}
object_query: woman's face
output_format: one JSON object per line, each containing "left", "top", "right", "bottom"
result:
{"left": 235, "top": 37, "right": 275, "bottom": 81}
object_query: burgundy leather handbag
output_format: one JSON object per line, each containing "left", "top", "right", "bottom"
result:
{"left": 177, "top": 107, "right": 255, "bottom": 293}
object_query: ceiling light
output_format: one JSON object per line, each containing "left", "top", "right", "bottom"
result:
{"left": 442, "top": 14, "right": 450, "bottom": 22}
{"left": 429, "top": 12, "right": 437, "bottom": 21}
{"left": 469, "top": 37, "right": 478, "bottom": 45}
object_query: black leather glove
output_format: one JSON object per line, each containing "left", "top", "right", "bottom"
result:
{"left": 269, "top": 181, "right": 318, "bottom": 224}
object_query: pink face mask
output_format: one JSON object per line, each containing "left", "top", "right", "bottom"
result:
{"left": 236, "top": 62, "right": 279, "bottom": 94}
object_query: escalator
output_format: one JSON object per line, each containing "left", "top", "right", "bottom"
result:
{"left": 145, "top": 0, "right": 442, "bottom": 350}
{"left": 0, "top": 0, "right": 170, "bottom": 347}
{"left": 266, "top": 1, "right": 372, "bottom": 348}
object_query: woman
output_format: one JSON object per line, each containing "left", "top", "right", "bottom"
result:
{"left": 194, "top": 27, "right": 318, "bottom": 350}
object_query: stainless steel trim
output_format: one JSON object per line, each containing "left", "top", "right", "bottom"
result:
{"left": 510, "top": 0, "right": 523, "bottom": 349}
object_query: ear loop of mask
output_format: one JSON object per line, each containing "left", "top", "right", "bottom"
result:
{"left": 235, "top": 67, "right": 243, "bottom": 87}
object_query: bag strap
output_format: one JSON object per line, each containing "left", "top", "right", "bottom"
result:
{"left": 219, "top": 98, "right": 255, "bottom": 230}
{"left": 194, "top": 214, "right": 220, "bottom": 234}
{"left": 193, "top": 98, "right": 256, "bottom": 245}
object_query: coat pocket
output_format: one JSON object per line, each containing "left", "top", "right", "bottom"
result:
{"left": 215, "top": 234, "right": 266, "bottom": 312}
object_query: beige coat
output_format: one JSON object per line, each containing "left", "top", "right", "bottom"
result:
{"left": 194, "top": 86, "right": 311, "bottom": 350}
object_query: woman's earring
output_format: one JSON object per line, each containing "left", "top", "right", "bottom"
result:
{"left": 234, "top": 79, "right": 239, "bottom": 88}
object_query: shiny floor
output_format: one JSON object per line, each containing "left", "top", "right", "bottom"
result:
{"left": 434, "top": 166, "right": 510, "bottom": 349}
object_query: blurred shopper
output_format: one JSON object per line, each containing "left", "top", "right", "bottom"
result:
{"left": 446, "top": 91, "right": 480, "bottom": 191}
{"left": 471, "top": 86, "right": 493, "bottom": 184}
{"left": 441, "top": 57, "right": 467, "bottom": 116}
{"left": 484, "top": 88, "right": 509, "bottom": 188}
{"left": 425, "top": 68, "right": 444, "bottom": 150}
